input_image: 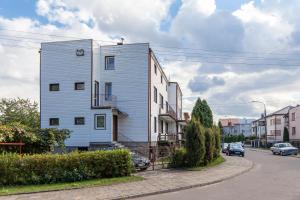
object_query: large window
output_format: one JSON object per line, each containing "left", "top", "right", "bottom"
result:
{"left": 75, "top": 117, "right": 85, "bottom": 125}
{"left": 75, "top": 82, "right": 85, "bottom": 90}
{"left": 292, "top": 113, "right": 296, "bottom": 121}
{"left": 105, "top": 56, "right": 115, "bottom": 70}
{"left": 154, "top": 117, "right": 157, "bottom": 133}
{"left": 105, "top": 82, "right": 112, "bottom": 100}
{"left": 49, "top": 83, "right": 59, "bottom": 91}
{"left": 154, "top": 87, "right": 157, "bottom": 103}
{"left": 94, "top": 81, "right": 99, "bottom": 106}
{"left": 292, "top": 127, "right": 296, "bottom": 135}
{"left": 95, "top": 114, "right": 106, "bottom": 129}
{"left": 159, "top": 94, "right": 164, "bottom": 109}
{"left": 49, "top": 118, "right": 59, "bottom": 126}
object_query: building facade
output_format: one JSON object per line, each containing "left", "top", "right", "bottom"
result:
{"left": 40, "top": 39, "right": 185, "bottom": 152}
{"left": 219, "top": 118, "right": 254, "bottom": 137}
{"left": 289, "top": 105, "right": 300, "bottom": 148}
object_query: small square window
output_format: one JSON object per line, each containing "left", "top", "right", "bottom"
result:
{"left": 75, "top": 82, "right": 85, "bottom": 90}
{"left": 105, "top": 56, "right": 115, "bottom": 70}
{"left": 75, "top": 117, "right": 85, "bottom": 125}
{"left": 49, "top": 118, "right": 59, "bottom": 126}
{"left": 95, "top": 114, "right": 106, "bottom": 129}
{"left": 49, "top": 83, "right": 59, "bottom": 91}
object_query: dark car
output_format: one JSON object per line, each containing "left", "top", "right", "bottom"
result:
{"left": 226, "top": 143, "right": 245, "bottom": 157}
{"left": 131, "top": 152, "right": 150, "bottom": 171}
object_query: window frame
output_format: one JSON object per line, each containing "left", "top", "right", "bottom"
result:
{"left": 154, "top": 86, "right": 157, "bottom": 103}
{"left": 49, "top": 118, "right": 59, "bottom": 126}
{"left": 49, "top": 83, "right": 59, "bottom": 91}
{"left": 159, "top": 94, "right": 164, "bottom": 109}
{"left": 74, "top": 82, "right": 85, "bottom": 90}
{"left": 74, "top": 117, "right": 85, "bottom": 125}
{"left": 154, "top": 116, "right": 157, "bottom": 133}
{"left": 292, "top": 112, "right": 296, "bottom": 121}
{"left": 154, "top": 64, "right": 157, "bottom": 75}
{"left": 105, "top": 56, "right": 115, "bottom": 70}
{"left": 95, "top": 114, "right": 106, "bottom": 130}
{"left": 292, "top": 127, "right": 296, "bottom": 135}
{"left": 105, "top": 82, "right": 112, "bottom": 100}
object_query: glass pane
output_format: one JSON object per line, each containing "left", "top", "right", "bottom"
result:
{"left": 97, "top": 116, "right": 105, "bottom": 128}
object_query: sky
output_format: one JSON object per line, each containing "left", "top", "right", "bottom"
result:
{"left": 1, "top": 0, "right": 300, "bottom": 121}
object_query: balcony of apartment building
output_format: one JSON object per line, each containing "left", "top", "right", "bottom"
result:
{"left": 93, "top": 93, "right": 117, "bottom": 108}
{"left": 158, "top": 103, "right": 177, "bottom": 122}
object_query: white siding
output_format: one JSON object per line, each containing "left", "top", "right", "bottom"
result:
{"left": 41, "top": 40, "right": 112, "bottom": 146}
{"left": 100, "top": 44, "right": 149, "bottom": 142}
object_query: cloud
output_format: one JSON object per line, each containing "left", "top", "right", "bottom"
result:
{"left": 188, "top": 75, "right": 225, "bottom": 92}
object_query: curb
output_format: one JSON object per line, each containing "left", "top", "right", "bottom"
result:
{"left": 248, "top": 148, "right": 300, "bottom": 159}
{"left": 114, "top": 159, "right": 255, "bottom": 200}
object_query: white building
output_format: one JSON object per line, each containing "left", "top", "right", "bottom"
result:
{"left": 40, "top": 39, "right": 185, "bottom": 154}
{"left": 219, "top": 118, "right": 254, "bottom": 137}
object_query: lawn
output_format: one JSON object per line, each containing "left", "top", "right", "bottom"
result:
{"left": 0, "top": 176, "right": 144, "bottom": 196}
{"left": 187, "top": 156, "right": 225, "bottom": 171}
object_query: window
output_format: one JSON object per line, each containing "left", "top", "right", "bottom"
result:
{"left": 270, "top": 130, "right": 281, "bottom": 136}
{"left": 105, "top": 82, "right": 112, "bottom": 100}
{"left": 94, "top": 81, "right": 99, "bottom": 106}
{"left": 49, "top": 83, "right": 59, "bottom": 91}
{"left": 95, "top": 114, "right": 106, "bottom": 129}
{"left": 49, "top": 118, "right": 59, "bottom": 126}
{"left": 292, "top": 113, "right": 296, "bottom": 121}
{"left": 75, "top": 82, "right": 85, "bottom": 90}
{"left": 166, "top": 85, "right": 168, "bottom": 92}
{"left": 154, "top": 64, "right": 157, "bottom": 74}
{"left": 159, "top": 94, "right": 164, "bottom": 109}
{"left": 160, "top": 120, "right": 164, "bottom": 133}
{"left": 154, "top": 117, "right": 157, "bottom": 133}
{"left": 154, "top": 87, "right": 157, "bottom": 103}
{"left": 161, "top": 75, "right": 163, "bottom": 84}
{"left": 75, "top": 117, "right": 85, "bottom": 125}
{"left": 166, "top": 122, "right": 168, "bottom": 133}
{"left": 292, "top": 127, "right": 296, "bottom": 135}
{"left": 166, "top": 101, "right": 169, "bottom": 111}
{"left": 275, "top": 118, "right": 281, "bottom": 124}
{"left": 105, "top": 56, "right": 115, "bottom": 70}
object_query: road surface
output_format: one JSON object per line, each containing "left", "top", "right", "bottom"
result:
{"left": 139, "top": 149, "right": 300, "bottom": 200}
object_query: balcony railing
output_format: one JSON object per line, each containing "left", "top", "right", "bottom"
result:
{"left": 93, "top": 94, "right": 117, "bottom": 107}
{"left": 158, "top": 132, "right": 178, "bottom": 142}
{"left": 159, "top": 104, "right": 176, "bottom": 119}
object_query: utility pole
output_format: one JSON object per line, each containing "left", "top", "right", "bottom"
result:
{"left": 252, "top": 101, "right": 267, "bottom": 147}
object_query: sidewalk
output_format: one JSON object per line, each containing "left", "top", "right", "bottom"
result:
{"left": 1, "top": 156, "right": 253, "bottom": 200}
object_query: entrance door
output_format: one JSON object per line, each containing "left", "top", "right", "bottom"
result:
{"left": 113, "top": 115, "right": 118, "bottom": 141}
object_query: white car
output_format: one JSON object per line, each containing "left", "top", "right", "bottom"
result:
{"left": 271, "top": 143, "right": 298, "bottom": 156}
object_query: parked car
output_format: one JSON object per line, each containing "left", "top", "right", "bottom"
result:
{"left": 270, "top": 143, "right": 298, "bottom": 156}
{"left": 131, "top": 152, "right": 150, "bottom": 171}
{"left": 222, "top": 143, "right": 229, "bottom": 153}
{"left": 226, "top": 143, "right": 245, "bottom": 157}
{"left": 235, "top": 141, "right": 244, "bottom": 148}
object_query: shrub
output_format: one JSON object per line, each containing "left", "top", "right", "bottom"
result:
{"left": 185, "top": 119, "right": 205, "bottom": 167}
{"left": 170, "top": 148, "right": 187, "bottom": 168}
{"left": 213, "top": 126, "right": 221, "bottom": 158}
{"left": 204, "top": 128, "right": 215, "bottom": 164}
{"left": 283, "top": 127, "right": 289, "bottom": 142}
{"left": 0, "top": 149, "right": 132, "bottom": 186}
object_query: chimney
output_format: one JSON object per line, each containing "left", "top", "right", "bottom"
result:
{"left": 117, "top": 37, "right": 124, "bottom": 45}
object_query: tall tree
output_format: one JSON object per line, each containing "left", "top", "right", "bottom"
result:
{"left": 185, "top": 119, "right": 205, "bottom": 167}
{"left": 283, "top": 127, "right": 289, "bottom": 142}
{"left": 191, "top": 98, "right": 213, "bottom": 128}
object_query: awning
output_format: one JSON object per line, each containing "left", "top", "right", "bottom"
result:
{"left": 159, "top": 114, "right": 176, "bottom": 122}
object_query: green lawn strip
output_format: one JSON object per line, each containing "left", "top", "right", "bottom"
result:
{"left": 0, "top": 176, "right": 144, "bottom": 196}
{"left": 186, "top": 156, "right": 225, "bottom": 171}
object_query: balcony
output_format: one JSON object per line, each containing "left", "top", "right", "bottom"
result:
{"left": 93, "top": 94, "right": 117, "bottom": 108}
{"left": 159, "top": 104, "right": 176, "bottom": 121}
{"left": 158, "top": 132, "right": 178, "bottom": 142}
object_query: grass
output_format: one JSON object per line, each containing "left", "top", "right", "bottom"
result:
{"left": 187, "top": 156, "right": 225, "bottom": 171}
{"left": 0, "top": 176, "right": 144, "bottom": 196}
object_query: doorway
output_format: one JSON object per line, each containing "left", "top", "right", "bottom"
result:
{"left": 113, "top": 115, "right": 118, "bottom": 141}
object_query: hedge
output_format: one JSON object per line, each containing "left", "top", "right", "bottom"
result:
{"left": 0, "top": 149, "right": 132, "bottom": 186}
{"left": 170, "top": 148, "right": 187, "bottom": 168}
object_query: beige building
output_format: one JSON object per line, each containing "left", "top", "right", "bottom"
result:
{"left": 289, "top": 105, "right": 300, "bottom": 148}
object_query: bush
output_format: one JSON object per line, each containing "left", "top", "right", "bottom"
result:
{"left": 170, "top": 148, "right": 187, "bottom": 168}
{"left": 0, "top": 149, "right": 132, "bottom": 186}
{"left": 283, "top": 127, "right": 289, "bottom": 142}
{"left": 213, "top": 126, "right": 221, "bottom": 158}
{"left": 204, "top": 128, "right": 215, "bottom": 164}
{"left": 185, "top": 119, "right": 205, "bottom": 167}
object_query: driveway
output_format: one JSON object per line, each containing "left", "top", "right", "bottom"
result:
{"left": 140, "top": 149, "right": 300, "bottom": 200}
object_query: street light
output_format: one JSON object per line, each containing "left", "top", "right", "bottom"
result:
{"left": 251, "top": 100, "right": 268, "bottom": 147}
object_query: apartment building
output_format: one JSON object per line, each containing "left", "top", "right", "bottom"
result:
{"left": 40, "top": 39, "right": 185, "bottom": 153}
{"left": 219, "top": 118, "right": 254, "bottom": 136}
{"left": 289, "top": 105, "right": 300, "bottom": 148}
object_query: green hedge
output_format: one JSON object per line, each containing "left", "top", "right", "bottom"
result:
{"left": 0, "top": 149, "right": 132, "bottom": 186}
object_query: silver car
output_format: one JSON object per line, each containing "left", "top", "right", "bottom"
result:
{"left": 271, "top": 143, "right": 298, "bottom": 156}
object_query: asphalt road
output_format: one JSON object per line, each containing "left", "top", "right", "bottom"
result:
{"left": 139, "top": 149, "right": 300, "bottom": 200}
